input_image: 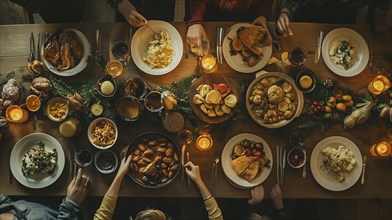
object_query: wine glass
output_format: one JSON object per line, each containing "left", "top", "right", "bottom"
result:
{"left": 177, "top": 129, "right": 193, "bottom": 145}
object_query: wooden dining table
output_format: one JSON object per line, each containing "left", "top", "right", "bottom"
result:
{"left": 0, "top": 22, "right": 391, "bottom": 199}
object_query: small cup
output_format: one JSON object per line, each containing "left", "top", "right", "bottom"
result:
{"left": 124, "top": 78, "right": 148, "bottom": 99}
{"left": 287, "top": 148, "right": 306, "bottom": 168}
{"left": 75, "top": 149, "right": 93, "bottom": 167}
{"left": 94, "top": 150, "right": 118, "bottom": 174}
{"left": 289, "top": 47, "right": 307, "bottom": 66}
{"left": 289, "top": 132, "right": 305, "bottom": 148}
{"left": 201, "top": 54, "right": 217, "bottom": 73}
{"left": 97, "top": 75, "right": 117, "bottom": 98}
{"left": 116, "top": 96, "right": 142, "bottom": 122}
{"left": 111, "top": 41, "right": 129, "bottom": 61}
{"left": 144, "top": 91, "right": 164, "bottom": 112}
{"left": 106, "top": 60, "right": 123, "bottom": 77}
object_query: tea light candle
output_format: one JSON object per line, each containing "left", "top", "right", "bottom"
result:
{"left": 370, "top": 141, "right": 392, "bottom": 157}
{"left": 6, "top": 105, "right": 24, "bottom": 122}
{"left": 201, "top": 55, "right": 217, "bottom": 73}
{"left": 368, "top": 75, "right": 391, "bottom": 95}
{"left": 196, "top": 133, "right": 213, "bottom": 151}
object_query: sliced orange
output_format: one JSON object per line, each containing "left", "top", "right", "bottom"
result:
{"left": 26, "top": 95, "right": 41, "bottom": 112}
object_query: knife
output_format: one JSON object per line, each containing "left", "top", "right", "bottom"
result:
{"left": 28, "top": 32, "right": 35, "bottom": 62}
{"left": 314, "top": 30, "right": 324, "bottom": 64}
{"left": 181, "top": 144, "right": 186, "bottom": 182}
{"left": 186, "top": 152, "right": 190, "bottom": 188}
{"left": 95, "top": 29, "right": 106, "bottom": 71}
{"left": 361, "top": 156, "right": 367, "bottom": 184}
{"left": 281, "top": 149, "right": 286, "bottom": 185}
{"left": 216, "top": 27, "right": 224, "bottom": 64}
{"left": 37, "top": 32, "right": 41, "bottom": 61}
{"left": 302, "top": 148, "right": 307, "bottom": 178}
{"left": 276, "top": 145, "right": 280, "bottom": 185}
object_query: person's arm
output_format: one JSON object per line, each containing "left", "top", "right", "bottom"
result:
{"left": 94, "top": 155, "right": 132, "bottom": 220}
{"left": 270, "top": 184, "right": 289, "bottom": 220}
{"left": 116, "top": 0, "right": 147, "bottom": 27}
{"left": 185, "top": 161, "right": 222, "bottom": 220}
{"left": 58, "top": 168, "right": 90, "bottom": 220}
{"left": 188, "top": 0, "right": 207, "bottom": 27}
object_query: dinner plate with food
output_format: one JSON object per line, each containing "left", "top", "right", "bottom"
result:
{"left": 43, "top": 28, "right": 91, "bottom": 76}
{"left": 10, "top": 133, "right": 65, "bottom": 189}
{"left": 124, "top": 132, "right": 180, "bottom": 188}
{"left": 322, "top": 28, "right": 369, "bottom": 77}
{"left": 188, "top": 73, "right": 239, "bottom": 124}
{"left": 223, "top": 23, "right": 272, "bottom": 73}
{"left": 310, "top": 136, "right": 363, "bottom": 191}
{"left": 246, "top": 72, "right": 304, "bottom": 128}
{"left": 131, "top": 20, "right": 183, "bottom": 75}
{"left": 221, "top": 133, "right": 272, "bottom": 188}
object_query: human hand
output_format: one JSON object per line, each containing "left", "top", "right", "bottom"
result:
{"left": 117, "top": 155, "right": 132, "bottom": 178}
{"left": 185, "top": 161, "right": 203, "bottom": 185}
{"left": 186, "top": 24, "right": 209, "bottom": 56}
{"left": 118, "top": 0, "right": 147, "bottom": 27}
{"left": 270, "top": 184, "right": 284, "bottom": 209}
{"left": 276, "top": 13, "right": 293, "bottom": 36}
{"left": 248, "top": 184, "right": 264, "bottom": 205}
{"left": 66, "top": 168, "right": 89, "bottom": 205}
{"left": 252, "top": 16, "right": 268, "bottom": 28}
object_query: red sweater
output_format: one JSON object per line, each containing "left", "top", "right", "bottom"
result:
{"left": 188, "top": 0, "right": 273, "bottom": 26}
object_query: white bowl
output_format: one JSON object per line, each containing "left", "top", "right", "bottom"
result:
{"left": 43, "top": 28, "right": 91, "bottom": 77}
{"left": 131, "top": 20, "right": 183, "bottom": 75}
{"left": 88, "top": 118, "right": 118, "bottom": 149}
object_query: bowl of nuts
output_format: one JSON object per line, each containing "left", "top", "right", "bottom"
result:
{"left": 46, "top": 97, "right": 69, "bottom": 122}
{"left": 125, "top": 132, "right": 180, "bottom": 188}
{"left": 88, "top": 118, "right": 118, "bottom": 149}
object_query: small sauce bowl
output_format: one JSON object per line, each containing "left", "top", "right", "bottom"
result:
{"left": 96, "top": 75, "right": 117, "bottom": 98}
{"left": 296, "top": 69, "right": 316, "bottom": 93}
{"left": 287, "top": 147, "right": 306, "bottom": 168}
{"left": 94, "top": 150, "right": 118, "bottom": 174}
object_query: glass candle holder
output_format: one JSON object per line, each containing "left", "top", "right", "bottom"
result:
{"left": 288, "top": 47, "right": 307, "bottom": 66}
{"left": 368, "top": 75, "right": 391, "bottom": 95}
{"left": 106, "top": 60, "right": 123, "bottom": 77}
{"left": 5, "top": 105, "right": 25, "bottom": 122}
{"left": 201, "top": 55, "right": 217, "bottom": 73}
{"left": 196, "top": 133, "right": 213, "bottom": 151}
{"left": 370, "top": 141, "right": 392, "bottom": 157}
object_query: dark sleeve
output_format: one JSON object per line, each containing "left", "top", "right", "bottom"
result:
{"left": 273, "top": 208, "right": 289, "bottom": 220}
{"left": 280, "top": 0, "right": 310, "bottom": 17}
{"left": 187, "top": 0, "right": 207, "bottom": 27}
{"left": 57, "top": 198, "right": 82, "bottom": 220}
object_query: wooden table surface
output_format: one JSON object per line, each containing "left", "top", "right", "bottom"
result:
{"left": 0, "top": 22, "right": 391, "bottom": 199}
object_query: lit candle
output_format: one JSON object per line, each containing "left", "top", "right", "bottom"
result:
{"left": 196, "top": 133, "right": 213, "bottom": 151}
{"left": 370, "top": 142, "right": 392, "bottom": 157}
{"left": 368, "top": 75, "right": 391, "bottom": 95}
{"left": 201, "top": 55, "right": 217, "bottom": 73}
{"left": 5, "top": 105, "right": 24, "bottom": 122}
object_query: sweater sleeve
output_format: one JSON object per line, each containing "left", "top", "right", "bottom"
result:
{"left": 57, "top": 198, "right": 82, "bottom": 220}
{"left": 93, "top": 194, "right": 119, "bottom": 220}
{"left": 204, "top": 197, "right": 223, "bottom": 220}
{"left": 187, "top": 0, "right": 207, "bottom": 26}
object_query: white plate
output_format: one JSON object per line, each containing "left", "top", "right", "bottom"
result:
{"left": 310, "top": 136, "right": 363, "bottom": 191}
{"left": 223, "top": 23, "right": 272, "bottom": 73}
{"left": 10, "top": 133, "right": 65, "bottom": 189}
{"left": 131, "top": 20, "right": 183, "bottom": 75}
{"left": 322, "top": 28, "right": 369, "bottom": 77}
{"left": 43, "top": 28, "right": 91, "bottom": 77}
{"left": 221, "top": 133, "right": 273, "bottom": 188}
